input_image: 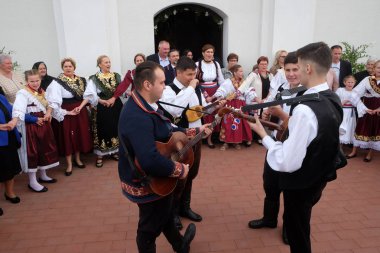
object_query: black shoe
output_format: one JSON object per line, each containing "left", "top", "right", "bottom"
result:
{"left": 248, "top": 218, "right": 277, "bottom": 229}
{"left": 73, "top": 161, "right": 86, "bottom": 168}
{"left": 345, "top": 154, "right": 357, "bottom": 159}
{"left": 0, "top": 207, "right": 3, "bottom": 216}
{"left": 180, "top": 208, "right": 202, "bottom": 222}
{"left": 65, "top": 170, "right": 72, "bottom": 176}
{"left": 28, "top": 184, "right": 48, "bottom": 193}
{"left": 174, "top": 215, "right": 183, "bottom": 230}
{"left": 38, "top": 178, "right": 57, "bottom": 184}
{"left": 4, "top": 193, "right": 20, "bottom": 204}
{"left": 282, "top": 225, "right": 289, "bottom": 245}
{"left": 207, "top": 143, "right": 215, "bottom": 149}
{"left": 179, "top": 223, "right": 196, "bottom": 253}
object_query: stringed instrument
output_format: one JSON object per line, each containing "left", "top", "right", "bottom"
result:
{"left": 186, "top": 99, "right": 221, "bottom": 122}
{"left": 221, "top": 107, "right": 283, "bottom": 131}
{"left": 140, "top": 109, "right": 226, "bottom": 196}
{"left": 186, "top": 92, "right": 236, "bottom": 122}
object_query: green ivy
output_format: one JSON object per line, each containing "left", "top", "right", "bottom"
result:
{"left": 340, "top": 42, "right": 370, "bottom": 74}
{"left": 0, "top": 46, "right": 20, "bottom": 71}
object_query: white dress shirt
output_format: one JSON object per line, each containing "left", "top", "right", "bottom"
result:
{"left": 159, "top": 78, "right": 208, "bottom": 128}
{"left": 262, "top": 83, "right": 331, "bottom": 173}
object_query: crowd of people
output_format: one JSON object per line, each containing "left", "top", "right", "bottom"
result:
{"left": 0, "top": 39, "right": 379, "bottom": 253}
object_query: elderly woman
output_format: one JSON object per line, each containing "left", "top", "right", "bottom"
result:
{"left": 84, "top": 55, "right": 123, "bottom": 167}
{"left": 0, "top": 54, "right": 25, "bottom": 104}
{"left": 32, "top": 62, "right": 55, "bottom": 91}
{"left": 0, "top": 94, "right": 22, "bottom": 210}
{"left": 196, "top": 44, "right": 225, "bottom": 148}
{"left": 46, "top": 58, "right": 92, "bottom": 176}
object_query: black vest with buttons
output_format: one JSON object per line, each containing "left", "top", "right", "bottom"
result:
{"left": 278, "top": 89, "right": 343, "bottom": 190}
{"left": 158, "top": 83, "right": 203, "bottom": 128}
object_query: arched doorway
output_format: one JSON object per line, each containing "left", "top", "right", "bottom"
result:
{"left": 154, "top": 4, "right": 224, "bottom": 66}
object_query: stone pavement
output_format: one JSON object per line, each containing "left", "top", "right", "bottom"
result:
{"left": 0, "top": 144, "right": 379, "bottom": 253}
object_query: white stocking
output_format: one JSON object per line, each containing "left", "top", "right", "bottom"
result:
{"left": 28, "top": 172, "right": 43, "bottom": 191}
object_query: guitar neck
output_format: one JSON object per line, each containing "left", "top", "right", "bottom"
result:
{"left": 239, "top": 114, "right": 282, "bottom": 130}
{"left": 179, "top": 117, "right": 219, "bottom": 156}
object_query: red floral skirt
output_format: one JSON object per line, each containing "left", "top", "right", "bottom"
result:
{"left": 219, "top": 99, "right": 252, "bottom": 143}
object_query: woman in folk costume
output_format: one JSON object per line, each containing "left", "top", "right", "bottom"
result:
{"left": 12, "top": 70, "right": 59, "bottom": 192}
{"left": 196, "top": 44, "right": 225, "bottom": 148}
{"left": 212, "top": 65, "right": 257, "bottom": 150}
{"left": 46, "top": 58, "right": 92, "bottom": 176}
{"left": 349, "top": 60, "right": 380, "bottom": 162}
{"left": 32, "top": 62, "right": 55, "bottom": 91}
{"left": 84, "top": 55, "right": 123, "bottom": 167}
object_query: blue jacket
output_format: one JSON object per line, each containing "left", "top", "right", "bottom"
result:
{"left": 118, "top": 91, "right": 186, "bottom": 203}
{"left": 0, "top": 95, "right": 37, "bottom": 146}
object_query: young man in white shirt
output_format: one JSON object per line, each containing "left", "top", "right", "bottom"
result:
{"left": 249, "top": 42, "right": 343, "bottom": 253}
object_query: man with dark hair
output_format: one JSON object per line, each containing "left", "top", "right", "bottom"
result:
{"left": 147, "top": 40, "right": 170, "bottom": 67}
{"left": 222, "top": 53, "right": 239, "bottom": 79}
{"left": 164, "top": 49, "right": 180, "bottom": 85}
{"left": 118, "top": 61, "right": 212, "bottom": 253}
{"left": 248, "top": 52, "right": 302, "bottom": 245}
{"left": 159, "top": 56, "right": 217, "bottom": 229}
{"left": 249, "top": 42, "right": 343, "bottom": 253}
{"left": 331, "top": 44, "right": 352, "bottom": 87}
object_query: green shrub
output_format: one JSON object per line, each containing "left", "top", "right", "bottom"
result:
{"left": 341, "top": 42, "right": 370, "bottom": 74}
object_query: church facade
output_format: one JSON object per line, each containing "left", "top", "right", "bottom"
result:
{"left": 1, "top": 0, "right": 379, "bottom": 77}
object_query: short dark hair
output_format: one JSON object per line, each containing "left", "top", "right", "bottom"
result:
{"left": 227, "top": 53, "right": 239, "bottom": 62}
{"left": 182, "top": 49, "right": 192, "bottom": 57}
{"left": 202, "top": 44, "right": 215, "bottom": 53}
{"left": 134, "top": 61, "right": 163, "bottom": 91}
{"left": 257, "top": 56, "right": 269, "bottom": 64}
{"left": 296, "top": 42, "right": 332, "bottom": 75}
{"left": 284, "top": 52, "right": 298, "bottom": 65}
{"left": 176, "top": 56, "right": 196, "bottom": 71}
{"left": 331, "top": 45, "right": 342, "bottom": 51}
{"left": 168, "top": 49, "right": 179, "bottom": 57}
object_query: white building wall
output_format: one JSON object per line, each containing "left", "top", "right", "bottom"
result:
{"left": 313, "top": 0, "right": 379, "bottom": 61}
{"left": 0, "top": 0, "right": 61, "bottom": 76}
{"left": 0, "top": 0, "right": 379, "bottom": 79}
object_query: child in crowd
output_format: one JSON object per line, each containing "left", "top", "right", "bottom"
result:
{"left": 12, "top": 70, "right": 59, "bottom": 192}
{"left": 335, "top": 75, "right": 357, "bottom": 157}
{"left": 213, "top": 64, "right": 258, "bottom": 150}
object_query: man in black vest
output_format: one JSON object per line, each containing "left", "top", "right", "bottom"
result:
{"left": 249, "top": 42, "right": 343, "bottom": 253}
{"left": 159, "top": 56, "right": 210, "bottom": 229}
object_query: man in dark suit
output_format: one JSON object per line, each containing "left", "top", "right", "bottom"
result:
{"left": 164, "top": 49, "right": 180, "bottom": 85}
{"left": 331, "top": 45, "right": 352, "bottom": 87}
{"left": 147, "top": 40, "right": 170, "bottom": 67}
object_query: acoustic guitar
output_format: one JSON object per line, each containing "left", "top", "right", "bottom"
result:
{"left": 185, "top": 99, "right": 222, "bottom": 122}
{"left": 141, "top": 109, "right": 227, "bottom": 196}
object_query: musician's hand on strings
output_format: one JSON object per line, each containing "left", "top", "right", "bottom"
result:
{"left": 205, "top": 96, "right": 214, "bottom": 103}
{"left": 189, "top": 79, "right": 199, "bottom": 89}
{"left": 262, "top": 109, "right": 270, "bottom": 121}
{"left": 268, "top": 105, "right": 287, "bottom": 121}
{"left": 180, "top": 164, "right": 189, "bottom": 179}
{"left": 199, "top": 123, "right": 213, "bottom": 138}
{"left": 217, "top": 99, "right": 227, "bottom": 108}
{"left": 247, "top": 113, "right": 267, "bottom": 139}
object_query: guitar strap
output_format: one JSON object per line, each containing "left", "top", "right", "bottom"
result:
{"left": 241, "top": 93, "right": 320, "bottom": 112}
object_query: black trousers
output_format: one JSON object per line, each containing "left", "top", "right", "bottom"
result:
{"left": 137, "top": 194, "right": 183, "bottom": 253}
{"left": 283, "top": 182, "right": 327, "bottom": 253}
{"left": 173, "top": 141, "right": 202, "bottom": 210}
{"left": 263, "top": 159, "right": 282, "bottom": 202}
